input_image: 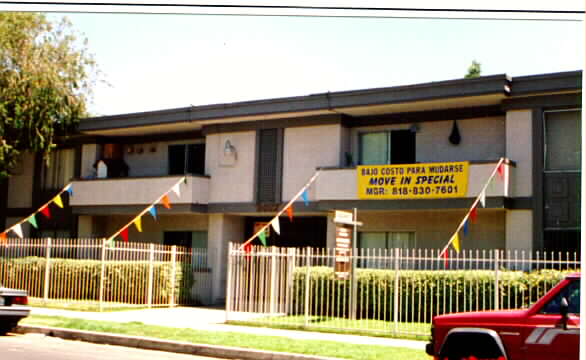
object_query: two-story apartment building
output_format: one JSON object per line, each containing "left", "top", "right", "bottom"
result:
{"left": 1, "top": 70, "right": 581, "bottom": 303}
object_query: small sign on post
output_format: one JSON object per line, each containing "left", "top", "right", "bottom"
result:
{"left": 333, "top": 210, "right": 362, "bottom": 281}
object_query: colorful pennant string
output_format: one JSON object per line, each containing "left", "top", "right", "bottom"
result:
{"left": 134, "top": 217, "right": 143, "bottom": 232}
{"left": 451, "top": 233, "right": 461, "bottom": 253}
{"left": 27, "top": 215, "right": 38, "bottom": 229}
{"left": 120, "top": 227, "right": 129, "bottom": 243}
{"left": 12, "top": 224, "right": 23, "bottom": 238}
{"left": 463, "top": 219, "right": 469, "bottom": 236}
{"left": 479, "top": 190, "right": 486, "bottom": 208}
{"left": 171, "top": 183, "right": 181, "bottom": 197}
{"left": 302, "top": 190, "right": 309, "bottom": 206}
{"left": 271, "top": 218, "right": 280, "bottom": 235}
{"left": 0, "top": 232, "right": 6, "bottom": 244}
{"left": 258, "top": 231, "right": 267, "bottom": 246}
{"left": 65, "top": 184, "right": 73, "bottom": 197}
{"left": 497, "top": 163, "right": 505, "bottom": 180}
{"left": 286, "top": 205, "right": 294, "bottom": 222}
{"left": 53, "top": 194, "right": 64, "bottom": 208}
{"left": 148, "top": 206, "right": 158, "bottom": 220}
{"left": 443, "top": 250, "right": 449, "bottom": 269}
{"left": 161, "top": 195, "right": 172, "bottom": 209}
{"left": 41, "top": 205, "right": 51, "bottom": 219}
{"left": 470, "top": 206, "right": 478, "bottom": 223}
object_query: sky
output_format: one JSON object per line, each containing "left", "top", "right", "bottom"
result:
{"left": 2, "top": 1, "right": 584, "bottom": 116}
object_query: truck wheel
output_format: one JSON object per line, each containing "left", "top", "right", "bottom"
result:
{"left": 439, "top": 328, "right": 508, "bottom": 360}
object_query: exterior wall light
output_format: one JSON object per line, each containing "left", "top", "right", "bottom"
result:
{"left": 224, "top": 140, "right": 236, "bottom": 156}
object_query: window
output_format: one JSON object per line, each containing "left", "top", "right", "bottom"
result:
{"left": 41, "top": 148, "right": 75, "bottom": 190}
{"left": 359, "top": 130, "right": 415, "bottom": 165}
{"left": 544, "top": 110, "right": 581, "bottom": 171}
{"left": 540, "top": 280, "right": 580, "bottom": 315}
{"left": 168, "top": 143, "right": 205, "bottom": 175}
{"left": 358, "top": 232, "right": 415, "bottom": 268}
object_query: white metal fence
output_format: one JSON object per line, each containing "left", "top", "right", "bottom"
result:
{"left": 0, "top": 238, "right": 213, "bottom": 310}
{"left": 225, "top": 244, "right": 580, "bottom": 337}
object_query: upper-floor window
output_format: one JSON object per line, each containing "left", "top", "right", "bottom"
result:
{"left": 359, "top": 129, "right": 415, "bottom": 165}
{"left": 168, "top": 143, "right": 205, "bottom": 175}
{"left": 544, "top": 110, "right": 581, "bottom": 172}
{"left": 41, "top": 148, "right": 75, "bottom": 190}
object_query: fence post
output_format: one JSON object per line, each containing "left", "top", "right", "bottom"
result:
{"left": 43, "top": 237, "right": 52, "bottom": 303}
{"left": 147, "top": 243, "right": 155, "bottom": 308}
{"left": 393, "top": 247, "right": 400, "bottom": 336}
{"left": 225, "top": 242, "right": 233, "bottom": 323}
{"left": 494, "top": 249, "right": 500, "bottom": 311}
{"left": 304, "top": 247, "right": 311, "bottom": 327}
{"left": 170, "top": 245, "right": 177, "bottom": 307}
{"left": 270, "top": 246, "right": 278, "bottom": 314}
{"left": 99, "top": 238, "right": 107, "bottom": 312}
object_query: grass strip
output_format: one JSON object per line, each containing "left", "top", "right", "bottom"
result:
{"left": 22, "top": 315, "right": 430, "bottom": 360}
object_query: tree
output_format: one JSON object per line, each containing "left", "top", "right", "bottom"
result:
{"left": 465, "top": 60, "right": 481, "bottom": 79}
{"left": 0, "top": 13, "right": 97, "bottom": 178}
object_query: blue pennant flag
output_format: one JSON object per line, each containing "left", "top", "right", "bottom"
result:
{"left": 463, "top": 219, "right": 469, "bottom": 236}
{"left": 148, "top": 206, "right": 158, "bottom": 220}
{"left": 301, "top": 189, "right": 309, "bottom": 206}
{"left": 65, "top": 184, "right": 73, "bottom": 197}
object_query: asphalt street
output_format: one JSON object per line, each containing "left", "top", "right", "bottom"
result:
{"left": 0, "top": 333, "right": 228, "bottom": 360}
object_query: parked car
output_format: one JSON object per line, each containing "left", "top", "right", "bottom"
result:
{"left": 426, "top": 273, "right": 580, "bottom": 360}
{"left": 0, "top": 284, "right": 30, "bottom": 335}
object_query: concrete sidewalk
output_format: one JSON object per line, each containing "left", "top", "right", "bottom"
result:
{"left": 30, "top": 307, "right": 426, "bottom": 351}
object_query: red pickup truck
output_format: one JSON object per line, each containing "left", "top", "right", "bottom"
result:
{"left": 426, "top": 273, "right": 580, "bottom": 360}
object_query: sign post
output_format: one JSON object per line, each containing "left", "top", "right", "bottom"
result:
{"left": 333, "top": 210, "right": 362, "bottom": 319}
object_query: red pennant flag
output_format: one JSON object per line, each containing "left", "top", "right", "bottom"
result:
{"left": 470, "top": 206, "right": 478, "bottom": 224}
{"left": 161, "top": 195, "right": 172, "bottom": 209}
{"left": 41, "top": 205, "right": 51, "bottom": 219}
{"left": 497, "top": 163, "right": 505, "bottom": 180}
{"left": 286, "top": 205, "right": 294, "bottom": 222}
{"left": 120, "top": 227, "right": 129, "bottom": 243}
{"left": 443, "top": 250, "right": 449, "bottom": 269}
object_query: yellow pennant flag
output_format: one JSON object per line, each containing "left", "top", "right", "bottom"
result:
{"left": 134, "top": 217, "right": 143, "bottom": 232}
{"left": 53, "top": 194, "right": 64, "bottom": 208}
{"left": 451, "top": 233, "right": 461, "bottom": 253}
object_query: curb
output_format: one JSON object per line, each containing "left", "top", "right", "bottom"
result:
{"left": 16, "top": 325, "right": 343, "bottom": 360}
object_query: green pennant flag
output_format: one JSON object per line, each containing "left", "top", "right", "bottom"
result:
{"left": 258, "top": 230, "right": 267, "bottom": 246}
{"left": 106, "top": 238, "right": 115, "bottom": 248}
{"left": 27, "top": 214, "right": 38, "bottom": 229}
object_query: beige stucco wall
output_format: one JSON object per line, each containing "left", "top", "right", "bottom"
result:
{"left": 208, "top": 214, "right": 244, "bottom": 304}
{"left": 206, "top": 132, "right": 256, "bottom": 203}
{"left": 7, "top": 152, "right": 35, "bottom": 208}
{"left": 351, "top": 210, "right": 506, "bottom": 250}
{"left": 125, "top": 139, "right": 204, "bottom": 177}
{"left": 506, "top": 210, "right": 533, "bottom": 251}
{"left": 506, "top": 110, "right": 533, "bottom": 197}
{"left": 282, "top": 125, "right": 342, "bottom": 201}
{"left": 351, "top": 117, "right": 505, "bottom": 163}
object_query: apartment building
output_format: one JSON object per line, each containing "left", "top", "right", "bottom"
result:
{"left": 1, "top": 70, "right": 581, "bottom": 302}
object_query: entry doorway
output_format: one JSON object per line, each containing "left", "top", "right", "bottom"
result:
{"left": 245, "top": 216, "right": 327, "bottom": 248}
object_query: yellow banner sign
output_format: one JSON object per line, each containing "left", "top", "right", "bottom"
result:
{"left": 357, "top": 162, "right": 469, "bottom": 199}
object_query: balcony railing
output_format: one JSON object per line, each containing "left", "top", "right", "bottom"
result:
{"left": 69, "top": 175, "right": 210, "bottom": 207}
{"left": 315, "top": 160, "right": 513, "bottom": 201}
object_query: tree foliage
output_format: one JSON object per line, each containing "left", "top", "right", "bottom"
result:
{"left": 465, "top": 60, "right": 481, "bottom": 79}
{"left": 0, "top": 13, "right": 96, "bottom": 178}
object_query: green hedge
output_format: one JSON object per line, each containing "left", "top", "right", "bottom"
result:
{"left": 0, "top": 257, "right": 191, "bottom": 305}
{"left": 291, "top": 267, "right": 573, "bottom": 322}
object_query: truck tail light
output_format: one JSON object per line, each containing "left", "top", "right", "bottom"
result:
{"left": 13, "top": 296, "right": 28, "bottom": 305}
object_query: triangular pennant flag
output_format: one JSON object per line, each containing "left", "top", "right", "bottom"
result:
{"left": 27, "top": 215, "right": 38, "bottom": 229}
{"left": 479, "top": 190, "right": 486, "bottom": 208}
{"left": 106, "top": 237, "right": 115, "bottom": 248}
{"left": 286, "top": 205, "right": 294, "bottom": 222}
{"left": 40, "top": 205, "right": 51, "bottom": 219}
{"left": 134, "top": 217, "right": 142, "bottom": 232}
{"left": 148, "top": 206, "right": 158, "bottom": 220}
{"left": 53, "top": 194, "right": 64, "bottom": 208}
{"left": 271, "top": 218, "right": 280, "bottom": 235}
{"left": 171, "top": 183, "right": 181, "bottom": 198}
{"left": 443, "top": 249, "right": 449, "bottom": 269}
{"left": 258, "top": 230, "right": 267, "bottom": 246}
{"left": 120, "top": 227, "right": 129, "bottom": 243}
{"left": 301, "top": 190, "right": 309, "bottom": 206}
{"left": 451, "top": 233, "right": 461, "bottom": 253}
{"left": 0, "top": 232, "right": 6, "bottom": 244}
{"left": 65, "top": 184, "right": 73, "bottom": 197}
{"left": 463, "top": 219, "right": 469, "bottom": 236}
{"left": 244, "top": 242, "right": 252, "bottom": 255}
{"left": 12, "top": 224, "right": 23, "bottom": 238}
{"left": 470, "top": 206, "right": 478, "bottom": 224}
{"left": 161, "top": 195, "right": 172, "bottom": 209}
{"left": 497, "top": 163, "right": 505, "bottom": 180}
